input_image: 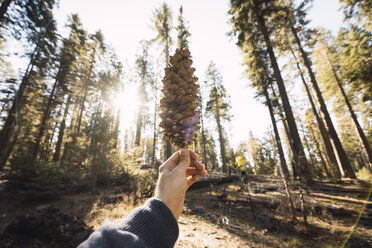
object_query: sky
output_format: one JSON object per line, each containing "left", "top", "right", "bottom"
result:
{"left": 53, "top": 0, "right": 344, "bottom": 148}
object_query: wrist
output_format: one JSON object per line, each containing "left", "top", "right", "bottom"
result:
{"left": 154, "top": 194, "right": 180, "bottom": 219}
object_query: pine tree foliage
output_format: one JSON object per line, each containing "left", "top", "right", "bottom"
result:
{"left": 176, "top": 6, "right": 191, "bottom": 50}
{"left": 151, "top": 2, "right": 173, "bottom": 62}
{"left": 336, "top": 27, "right": 372, "bottom": 103}
{"left": 340, "top": 0, "right": 372, "bottom": 31}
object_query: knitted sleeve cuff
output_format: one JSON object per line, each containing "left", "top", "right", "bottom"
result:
{"left": 119, "top": 198, "right": 179, "bottom": 248}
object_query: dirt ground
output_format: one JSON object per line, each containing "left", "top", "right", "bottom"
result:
{"left": 0, "top": 175, "right": 371, "bottom": 247}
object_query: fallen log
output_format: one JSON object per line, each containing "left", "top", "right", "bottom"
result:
{"left": 309, "top": 185, "right": 368, "bottom": 195}
{"left": 188, "top": 174, "right": 239, "bottom": 190}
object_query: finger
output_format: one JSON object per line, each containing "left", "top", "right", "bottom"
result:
{"left": 177, "top": 148, "right": 190, "bottom": 170}
{"left": 192, "top": 160, "right": 205, "bottom": 171}
{"left": 186, "top": 167, "right": 208, "bottom": 176}
{"left": 187, "top": 174, "right": 199, "bottom": 188}
{"left": 160, "top": 151, "right": 180, "bottom": 172}
{"left": 188, "top": 150, "right": 199, "bottom": 161}
{"left": 187, "top": 150, "right": 199, "bottom": 167}
{"left": 186, "top": 167, "right": 199, "bottom": 175}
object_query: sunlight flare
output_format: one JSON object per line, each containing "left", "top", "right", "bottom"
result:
{"left": 113, "top": 85, "right": 141, "bottom": 132}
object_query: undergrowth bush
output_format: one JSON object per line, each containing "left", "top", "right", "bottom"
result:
{"left": 356, "top": 167, "right": 372, "bottom": 184}
{"left": 2, "top": 152, "right": 158, "bottom": 202}
{"left": 126, "top": 169, "right": 157, "bottom": 198}
{"left": 4, "top": 157, "right": 68, "bottom": 201}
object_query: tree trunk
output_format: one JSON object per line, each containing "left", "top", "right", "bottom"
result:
{"left": 291, "top": 25, "right": 356, "bottom": 178}
{"left": 135, "top": 106, "right": 143, "bottom": 146}
{"left": 41, "top": 117, "right": 57, "bottom": 163}
{"left": 151, "top": 91, "right": 158, "bottom": 166}
{"left": 164, "top": 41, "right": 172, "bottom": 158}
{"left": 76, "top": 83, "right": 88, "bottom": 133}
{"left": 308, "top": 121, "right": 332, "bottom": 178}
{"left": 53, "top": 95, "right": 71, "bottom": 162}
{"left": 270, "top": 84, "right": 296, "bottom": 177}
{"left": 253, "top": 0, "right": 312, "bottom": 183}
{"left": 265, "top": 84, "right": 296, "bottom": 221}
{"left": 91, "top": 141, "right": 100, "bottom": 192}
{"left": 135, "top": 83, "right": 146, "bottom": 146}
{"left": 113, "top": 108, "right": 120, "bottom": 150}
{"left": 215, "top": 96, "right": 227, "bottom": 172}
{"left": 288, "top": 42, "right": 341, "bottom": 178}
{"left": 60, "top": 102, "right": 79, "bottom": 167}
{"left": 0, "top": 0, "right": 12, "bottom": 23}
{"left": 32, "top": 77, "right": 59, "bottom": 163}
{"left": 229, "top": 144, "right": 235, "bottom": 176}
{"left": 199, "top": 93, "right": 208, "bottom": 170}
{"left": 264, "top": 85, "right": 290, "bottom": 179}
{"left": 299, "top": 121, "right": 316, "bottom": 176}
{"left": 325, "top": 50, "right": 372, "bottom": 170}
{"left": 201, "top": 122, "right": 208, "bottom": 170}
{"left": 76, "top": 49, "right": 95, "bottom": 134}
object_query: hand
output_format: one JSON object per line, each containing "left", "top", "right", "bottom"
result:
{"left": 154, "top": 148, "right": 208, "bottom": 220}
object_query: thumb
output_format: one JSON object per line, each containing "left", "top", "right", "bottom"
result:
{"left": 178, "top": 148, "right": 190, "bottom": 170}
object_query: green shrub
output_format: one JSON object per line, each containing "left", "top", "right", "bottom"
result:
{"left": 356, "top": 167, "right": 372, "bottom": 184}
{"left": 2, "top": 153, "right": 157, "bottom": 202}
{"left": 4, "top": 157, "right": 67, "bottom": 201}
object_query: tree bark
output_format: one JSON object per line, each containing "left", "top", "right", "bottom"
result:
{"left": 91, "top": 141, "right": 101, "bottom": 192}
{"left": 253, "top": 0, "right": 312, "bottom": 183}
{"left": 264, "top": 85, "right": 290, "bottom": 179}
{"left": 299, "top": 120, "right": 316, "bottom": 176}
{"left": 270, "top": 84, "right": 297, "bottom": 177}
{"left": 270, "top": 84, "right": 296, "bottom": 177}
{"left": 135, "top": 106, "right": 143, "bottom": 146}
{"left": 53, "top": 95, "right": 71, "bottom": 162}
{"left": 135, "top": 83, "right": 146, "bottom": 146}
{"left": 199, "top": 93, "right": 208, "bottom": 170}
{"left": 308, "top": 121, "right": 332, "bottom": 178}
{"left": 229, "top": 141, "right": 236, "bottom": 176}
{"left": 113, "top": 108, "right": 120, "bottom": 150}
{"left": 41, "top": 115, "right": 58, "bottom": 163}
{"left": 151, "top": 88, "right": 158, "bottom": 166}
{"left": 291, "top": 25, "right": 356, "bottom": 178}
{"left": 76, "top": 48, "right": 96, "bottom": 134}
{"left": 32, "top": 77, "right": 60, "bottom": 163}
{"left": 265, "top": 84, "right": 296, "bottom": 221}
{"left": 215, "top": 95, "right": 227, "bottom": 172}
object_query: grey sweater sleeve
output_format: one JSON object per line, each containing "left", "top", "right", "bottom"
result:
{"left": 78, "top": 198, "right": 179, "bottom": 248}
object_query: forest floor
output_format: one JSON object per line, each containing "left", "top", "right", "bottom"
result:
{"left": 0, "top": 174, "right": 371, "bottom": 248}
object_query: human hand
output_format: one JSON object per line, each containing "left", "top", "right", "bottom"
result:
{"left": 154, "top": 148, "right": 208, "bottom": 220}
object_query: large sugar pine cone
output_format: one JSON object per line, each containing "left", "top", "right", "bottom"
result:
{"left": 159, "top": 48, "right": 200, "bottom": 148}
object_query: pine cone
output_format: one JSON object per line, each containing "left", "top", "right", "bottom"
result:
{"left": 160, "top": 48, "right": 200, "bottom": 148}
